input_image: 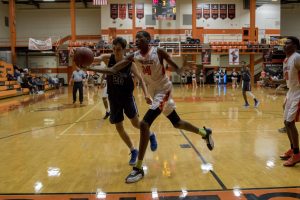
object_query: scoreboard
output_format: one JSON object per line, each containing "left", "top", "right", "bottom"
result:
{"left": 152, "top": 0, "right": 176, "bottom": 20}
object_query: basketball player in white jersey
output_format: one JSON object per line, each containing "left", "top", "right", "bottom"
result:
{"left": 96, "top": 31, "right": 214, "bottom": 183}
{"left": 269, "top": 36, "right": 300, "bottom": 166}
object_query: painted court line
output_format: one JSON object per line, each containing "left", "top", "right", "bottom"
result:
{"left": 59, "top": 103, "right": 99, "bottom": 136}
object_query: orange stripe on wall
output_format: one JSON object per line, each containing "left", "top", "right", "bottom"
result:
{"left": 265, "top": 29, "right": 280, "bottom": 35}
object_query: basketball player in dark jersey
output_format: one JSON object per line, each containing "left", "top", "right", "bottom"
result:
{"left": 241, "top": 61, "right": 260, "bottom": 107}
{"left": 90, "top": 37, "right": 157, "bottom": 166}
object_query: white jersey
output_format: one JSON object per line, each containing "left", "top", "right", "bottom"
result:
{"left": 134, "top": 46, "right": 175, "bottom": 116}
{"left": 283, "top": 52, "right": 300, "bottom": 90}
{"left": 134, "top": 46, "right": 171, "bottom": 88}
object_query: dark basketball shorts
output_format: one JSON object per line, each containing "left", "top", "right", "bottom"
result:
{"left": 108, "top": 95, "right": 138, "bottom": 124}
{"left": 242, "top": 81, "right": 251, "bottom": 91}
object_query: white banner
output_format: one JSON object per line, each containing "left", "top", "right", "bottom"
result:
{"left": 229, "top": 48, "right": 239, "bottom": 65}
{"left": 28, "top": 38, "right": 52, "bottom": 50}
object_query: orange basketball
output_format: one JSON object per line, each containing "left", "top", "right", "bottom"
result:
{"left": 73, "top": 47, "right": 94, "bottom": 68}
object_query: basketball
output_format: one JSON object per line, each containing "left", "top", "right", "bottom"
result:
{"left": 73, "top": 47, "right": 94, "bottom": 68}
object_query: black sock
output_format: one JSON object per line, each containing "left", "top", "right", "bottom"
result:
{"left": 293, "top": 148, "right": 299, "bottom": 154}
{"left": 291, "top": 144, "right": 294, "bottom": 149}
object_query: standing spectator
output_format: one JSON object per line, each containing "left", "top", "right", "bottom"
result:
{"left": 199, "top": 69, "right": 205, "bottom": 87}
{"left": 231, "top": 68, "right": 238, "bottom": 88}
{"left": 69, "top": 66, "right": 86, "bottom": 104}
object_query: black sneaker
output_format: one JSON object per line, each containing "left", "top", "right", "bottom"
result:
{"left": 125, "top": 167, "right": 144, "bottom": 183}
{"left": 202, "top": 127, "right": 214, "bottom": 151}
{"left": 103, "top": 111, "right": 110, "bottom": 119}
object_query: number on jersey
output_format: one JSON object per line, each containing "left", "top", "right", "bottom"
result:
{"left": 142, "top": 65, "right": 152, "bottom": 75}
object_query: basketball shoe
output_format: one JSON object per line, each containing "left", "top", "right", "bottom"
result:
{"left": 149, "top": 132, "right": 158, "bottom": 151}
{"left": 125, "top": 167, "right": 144, "bottom": 183}
{"left": 129, "top": 149, "right": 138, "bottom": 166}
{"left": 280, "top": 149, "right": 293, "bottom": 160}
{"left": 283, "top": 153, "right": 300, "bottom": 167}
{"left": 202, "top": 127, "right": 214, "bottom": 150}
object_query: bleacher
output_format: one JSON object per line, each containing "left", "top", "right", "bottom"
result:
{"left": 0, "top": 60, "right": 57, "bottom": 100}
{"left": 209, "top": 41, "right": 271, "bottom": 53}
{"left": 0, "top": 61, "right": 24, "bottom": 99}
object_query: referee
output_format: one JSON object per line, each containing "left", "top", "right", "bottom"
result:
{"left": 69, "top": 66, "right": 86, "bottom": 104}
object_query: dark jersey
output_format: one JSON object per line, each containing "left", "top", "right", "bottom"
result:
{"left": 107, "top": 54, "right": 134, "bottom": 96}
{"left": 241, "top": 69, "right": 250, "bottom": 82}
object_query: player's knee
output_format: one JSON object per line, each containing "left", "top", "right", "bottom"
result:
{"left": 167, "top": 110, "right": 181, "bottom": 128}
{"left": 285, "top": 120, "right": 295, "bottom": 128}
{"left": 143, "top": 108, "right": 161, "bottom": 127}
{"left": 140, "top": 120, "right": 150, "bottom": 131}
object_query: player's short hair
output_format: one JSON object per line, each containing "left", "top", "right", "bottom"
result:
{"left": 287, "top": 36, "right": 300, "bottom": 50}
{"left": 113, "top": 37, "right": 127, "bottom": 49}
{"left": 136, "top": 31, "right": 151, "bottom": 41}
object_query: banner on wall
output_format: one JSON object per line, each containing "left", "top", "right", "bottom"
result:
{"left": 228, "top": 4, "right": 235, "bottom": 19}
{"left": 28, "top": 38, "right": 52, "bottom": 50}
{"left": 202, "top": 49, "right": 211, "bottom": 65}
{"left": 211, "top": 4, "right": 219, "bottom": 19}
{"left": 229, "top": 48, "right": 239, "bottom": 65}
{"left": 58, "top": 50, "right": 69, "bottom": 66}
{"left": 128, "top": 3, "right": 133, "bottom": 19}
{"left": 220, "top": 4, "right": 227, "bottom": 19}
{"left": 203, "top": 4, "right": 210, "bottom": 20}
{"left": 110, "top": 4, "right": 118, "bottom": 20}
{"left": 136, "top": 3, "right": 144, "bottom": 19}
{"left": 196, "top": 3, "right": 202, "bottom": 19}
{"left": 119, "top": 4, "right": 126, "bottom": 19}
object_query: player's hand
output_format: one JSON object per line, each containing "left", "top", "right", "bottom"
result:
{"left": 145, "top": 95, "right": 153, "bottom": 105}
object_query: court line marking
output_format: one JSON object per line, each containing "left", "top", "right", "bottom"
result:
{"left": 179, "top": 129, "right": 227, "bottom": 190}
{"left": 59, "top": 103, "right": 100, "bottom": 136}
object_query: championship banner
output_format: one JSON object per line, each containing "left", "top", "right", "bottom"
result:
{"left": 203, "top": 4, "right": 210, "bottom": 20}
{"left": 119, "top": 4, "right": 126, "bottom": 20}
{"left": 110, "top": 4, "right": 118, "bottom": 20}
{"left": 136, "top": 3, "right": 144, "bottom": 19}
{"left": 28, "top": 38, "right": 52, "bottom": 50}
{"left": 211, "top": 4, "right": 219, "bottom": 20}
{"left": 196, "top": 3, "right": 202, "bottom": 19}
{"left": 128, "top": 3, "right": 133, "bottom": 19}
{"left": 229, "top": 48, "right": 239, "bottom": 65}
{"left": 228, "top": 4, "right": 235, "bottom": 20}
{"left": 220, "top": 4, "right": 227, "bottom": 19}
{"left": 202, "top": 49, "right": 211, "bottom": 65}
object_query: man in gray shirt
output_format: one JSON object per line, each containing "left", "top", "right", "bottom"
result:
{"left": 69, "top": 66, "right": 86, "bottom": 104}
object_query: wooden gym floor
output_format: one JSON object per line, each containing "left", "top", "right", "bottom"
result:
{"left": 0, "top": 84, "right": 299, "bottom": 200}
